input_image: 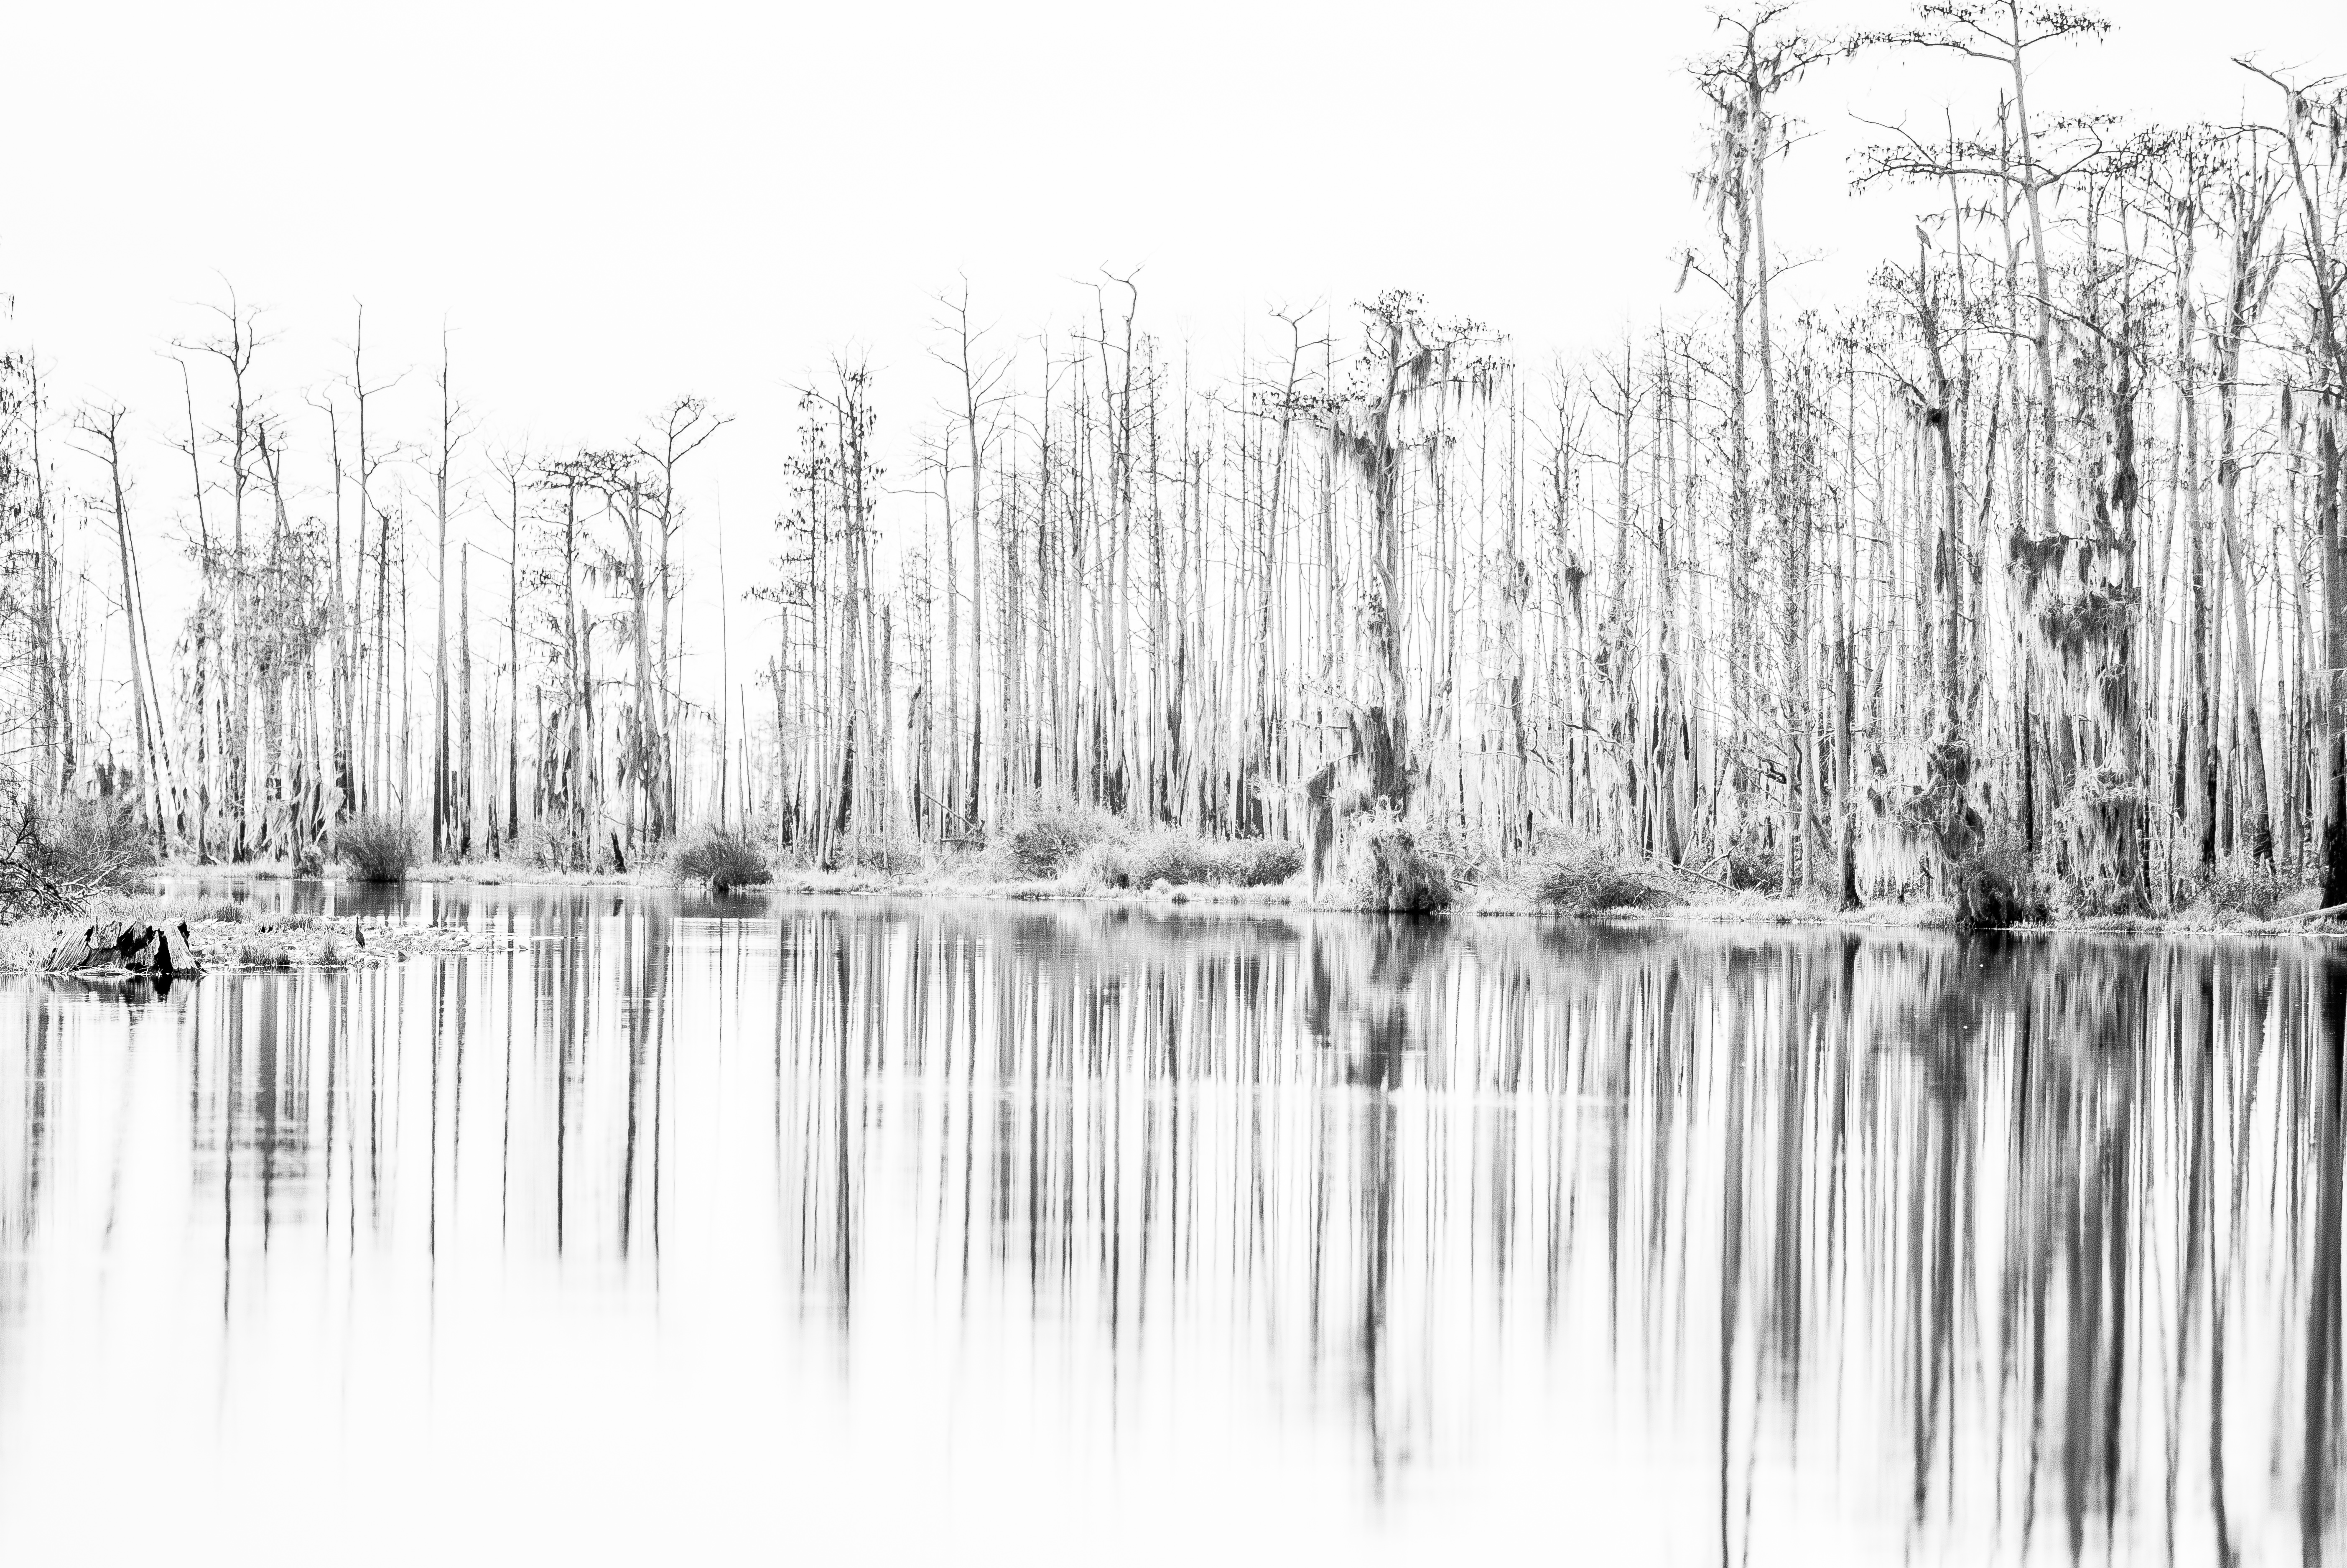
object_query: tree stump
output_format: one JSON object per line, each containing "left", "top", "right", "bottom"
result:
{"left": 1303, "top": 762, "right": 1341, "bottom": 893}
{"left": 43, "top": 920, "right": 204, "bottom": 976}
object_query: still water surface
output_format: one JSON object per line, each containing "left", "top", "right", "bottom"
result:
{"left": 1, "top": 882, "right": 2342, "bottom": 1564}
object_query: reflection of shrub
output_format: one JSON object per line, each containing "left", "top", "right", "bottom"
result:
{"left": 1952, "top": 839, "right": 2047, "bottom": 928}
{"left": 997, "top": 804, "right": 1123, "bottom": 879}
{"left": 2194, "top": 856, "right": 2281, "bottom": 919}
{"left": 668, "top": 826, "right": 771, "bottom": 892}
{"left": 340, "top": 815, "right": 418, "bottom": 883}
{"left": 1529, "top": 839, "right": 1678, "bottom": 915}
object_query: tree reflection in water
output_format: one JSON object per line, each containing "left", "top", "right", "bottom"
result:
{"left": 0, "top": 892, "right": 2342, "bottom": 1561}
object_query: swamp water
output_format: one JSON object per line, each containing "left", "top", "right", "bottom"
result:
{"left": 1, "top": 882, "right": 2342, "bottom": 1563}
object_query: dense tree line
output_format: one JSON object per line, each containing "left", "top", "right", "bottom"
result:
{"left": 3, "top": 3, "right": 2345, "bottom": 912}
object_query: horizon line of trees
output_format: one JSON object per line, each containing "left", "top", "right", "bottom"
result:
{"left": 4, "top": 3, "right": 2347, "bottom": 913}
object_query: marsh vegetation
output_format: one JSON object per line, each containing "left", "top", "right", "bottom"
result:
{"left": 4, "top": 4, "right": 2346, "bottom": 929}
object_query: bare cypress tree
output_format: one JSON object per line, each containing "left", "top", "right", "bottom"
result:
{"left": 75, "top": 405, "right": 172, "bottom": 841}
{"left": 176, "top": 287, "right": 269, "bottom": 855}
{"left": 487, "top": 446, "right": 532, "bottom": 849}
{"left": 2207, "top": 126, "right": 2286, "bottom": 864}
{"left": 635, "top": 396, "right": 729, "bottom": 839}
{"left": 429, "top": 328, "right": 463, "bottom": 857}
{"left": 932, "top": 283, "right": 1008, "bottom": 830}
{"left": 2240, "top": 61, "right": 2347, "bottom": 904}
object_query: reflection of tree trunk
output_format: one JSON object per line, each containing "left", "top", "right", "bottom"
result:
{"left": 2214, "top": 959, "right": 2273, "bottom": 1567}
{"left": 2100, "top": 1043, "right": 2134, "bottom": 1555}
{"left": 2304, "top": 959, "right": 2345, "bottom": 1556}
{"left": 1357, "top": 1079, "right": 1395, "bottom": 1496}
{"left": 2171, "top": 974, "right": 2206, "bottom": 1535}
{"left": 1719, "top": 994, "right": 1746, "bottom": 1568}
{"left": 2182, "top": 968, "right": 2236, "bottom": 1568}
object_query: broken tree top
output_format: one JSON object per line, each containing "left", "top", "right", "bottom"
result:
{"left": 44, "top": 920, "right": 204, "bottom": 977}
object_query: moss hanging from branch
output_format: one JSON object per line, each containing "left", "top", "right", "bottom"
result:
{"left": 2036, "top": 582, "right": 2139, "bottom": 655}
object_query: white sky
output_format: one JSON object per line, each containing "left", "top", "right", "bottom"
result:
{"left": 6, "top": 0, "right": 2344, "bottom": 714}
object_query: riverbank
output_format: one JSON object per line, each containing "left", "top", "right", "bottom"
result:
{"left": 0, "top": 890, "right": 529, "bottom": 974}
{"left": 5, "top": 850, "right": 2337, "bottom": 977}
{"left": 738, "top": 862, "right": 2343, "bottom": 940}
{"left": 769, "top": 864, "right": 2347, "bottom": 944}
{"left": 148, "top": 857, "right": 673, "bottom": 889}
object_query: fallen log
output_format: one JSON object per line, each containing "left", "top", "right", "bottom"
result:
{"left": 43, "top": 919, "right": 204, "bottom": 976}
{"left": 2275, "top": 901, "right": 2347, "bottom": 926}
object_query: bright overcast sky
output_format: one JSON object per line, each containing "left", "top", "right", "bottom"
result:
{"left": 6, "top": 0, "right": 2344, "bottom": 699}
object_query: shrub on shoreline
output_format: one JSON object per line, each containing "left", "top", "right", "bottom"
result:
{"left": 1717, "top": 823, "right": 1782, "bottom": 895}
{"left": 340, "top": 814, "right": 418, "bottom": 883}
{"left": 1074, "top": 832, "right": 1302, "bottom": 891}
{"left": 833, "top": 836, "right": 935, "bottom": 880}
{"left": 2193, "top": 855, "right": 2281, "bottom": 920}
{"left": 668, "top": 825, "right": 772, "bottom": 892}
{"left": 1952, "top": 839, "right": 2049, "bottom": 928}
{"left": 510, "top": 817, "right": 579, "bottom": 871}
{"left": 1527, "top": 839, "right": 1679, "bottom": 915}
{"left": 996, "top": 804, "right": 1123, "bottom": 880}
{"left": 19, "top": 796, "right": 156, "bottom": 903}
{"left": 1331, "top": 817, "right": 1452, "bottom": 913}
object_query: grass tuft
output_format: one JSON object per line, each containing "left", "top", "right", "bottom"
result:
{"left": 234, "top": 938, "right": 291, "bottom": 970}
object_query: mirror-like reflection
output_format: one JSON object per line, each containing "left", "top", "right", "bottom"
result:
{"left": 0, "top": 889, "right": 2341, "bottom": 1564}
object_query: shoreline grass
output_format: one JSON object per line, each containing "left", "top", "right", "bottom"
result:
{"left": 0, "top": 890, "right": 530, "bottom": 975}
{"left": 11, "top": 824, "right": 2339, "bottom": 971}
{"left": 728, "top": 863, "right": 2344, "bottom": 943}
